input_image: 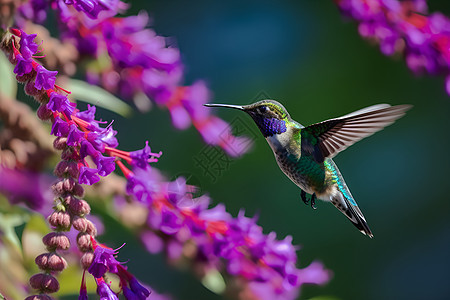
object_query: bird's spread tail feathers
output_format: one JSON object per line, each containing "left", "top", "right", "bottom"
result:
{"left": 331, "top": 193, "right": 373, "bottom": 238}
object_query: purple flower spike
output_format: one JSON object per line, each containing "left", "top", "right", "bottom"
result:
{"left": 35, "top": 64, "right": 58, "bottom": 90}
{"left": 18, "top": 29, "right": 38, "bottom": 59}
{"left": 336, "top": 0, "right": 450, "bottom": 96}
{"left": 78, "top": 166, "right": 100, "bottom": 185}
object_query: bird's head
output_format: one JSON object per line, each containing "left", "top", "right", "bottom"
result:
{"left": 204, "top": 100, "right": 291, "bottom": 137}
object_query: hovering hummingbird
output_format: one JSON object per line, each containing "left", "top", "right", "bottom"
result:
{"left": 204, "top": 100, "right": 411, "bottom": 238}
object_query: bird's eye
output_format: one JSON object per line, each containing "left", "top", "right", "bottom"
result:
{"left": 259, "top": 106, "right": 267, "bottom": 113}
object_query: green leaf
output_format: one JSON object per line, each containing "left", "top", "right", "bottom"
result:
{"left": 0, "top": 212, "right": 29, "bottom": 254}
{"left": 66, "top": 79, "right": 133, "bottom": 117}
{"left": 0, "top": 51, "right": 18, "bottom": 99}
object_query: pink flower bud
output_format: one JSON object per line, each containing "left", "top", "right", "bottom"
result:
{"left": 62, "top": 177, "right": 76, "bottom": 192}
{"left": 61, "top": 147, "right": 75, "bottom": 160}
{"left": 68, "top": 197, "right": 90, "bottom": 216}
{"left": 54, "top": 160, "right": 79, "bottom": 178}
{"left": 42, "top": 232, "right": 70, "bottom": 251}
{"left": 29, "top": 273, "right": 59, "bottom": 293}
{"left": 72, "top": 216, "right": 88, "bottom": 232}
{"left": 16, "top": 69, "right": 36, "bottom": 83}
{"left": 51, "top": 181, "right": 65, "bottom": 195}
{"left": 72, "top": 216, "right": 97, "bottom": 235}
{"left": 53, "top": 137, "right": 67, "bottom": 150}
{"left": 80, "top": 251, "right": 94, "bottom": 269}
{"left": 37, "top": 103, "right": 53, "bottom": 120}
{"left": 25, "top": 80, "right": 41, "bottom": 96}
{"left": 77, "top": 232, "right": 93, "bottom": 252}
{"left": 72, "top": 183, "right": 85, "bottom": 197}
{"left": 48, "top": 211, "right": 71, "bottom": 230}
{"left": 35, "top": 253, "right": 68, "bottom": 272}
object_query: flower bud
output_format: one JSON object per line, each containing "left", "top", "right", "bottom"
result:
{"left": 16, "top": 70, "right": 36, "bottom": 83}
{"left": 61, "top": 147, "right": 75, "bottom": 161}
{"left": 53, "top": 137, "right": 67, "bottom": 150}
{"left": 51, "top": 181, "right": 64, "bottom": 196}
{"left": 68, "top": 197, "right": 90, "bottom": 216}
{"left": 42, "top": 232, "right": 70, "bottom": 251}
{"left": 29, "top": 273, "right": 59, "bottom": 293}
{"left": 80, "top": 251, "right": 94, "bottom": 269}
{"left": 35, "top": 253, "right": 68, "bottom": 272}
{"left": 54, "top": 160, "right": 79, "bottom": 178}
{"left": 62, "top": 177, "right": 76, "bottom": 192}
{"left": 72, "top": 183, "right": 85, "bottom": 197}
{"left": 37, "top": 103, "right": 53, "bottom": 120}
{"left": 77, "top": 232, "right": 93, "bottom": 252}
{"left": 25, "top": 80, "right": 40, "bottom": 96}
{"left": 48, "top": 211, "right": 71, "bottom": 230}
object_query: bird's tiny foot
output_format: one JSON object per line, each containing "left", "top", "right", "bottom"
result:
{"left": 311, "top": 193, "right": 317, "bottom": 210}
{"left": 301, "top": 190, "right": 309, "bottom": 205}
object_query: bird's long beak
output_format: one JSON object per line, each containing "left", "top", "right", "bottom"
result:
{"left": 204, "top": 103, "right": 245, "bottom": 111}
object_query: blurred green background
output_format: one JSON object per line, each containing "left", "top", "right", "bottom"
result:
{"left": 79, "top": 1, "right": 450, "bottom": 300}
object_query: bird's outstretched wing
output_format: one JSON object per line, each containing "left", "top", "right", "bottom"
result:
{"left": 301, "top": 104, "right": 412, "bottom": 163}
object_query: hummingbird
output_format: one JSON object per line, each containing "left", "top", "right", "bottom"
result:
{"left": 204, "top": 100, "right": 411, "bottom": 238}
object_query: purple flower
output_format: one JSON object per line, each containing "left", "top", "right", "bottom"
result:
{"left": 18, "top": 29, "right": 38, "bottom": 59}
{"left": 88, "top": 243, "right": 121, "bottom": 278}
{"left": 51, "top": 116, "right": 70, "bottom": 137}
{"left": 17, "top": 0, "right": 48, "bottom": 24}
{"left": 119, "top": 166, "right": 330, "bottom": 298}
{"left": 53, "top": 6, "right": 251, "bottom": 156}
{"left": 76, "top": 104, "right": 97, "bottom": 122}
{"left": 78, "top": 166, "right": 100, "bottom": 185}
{"left": 129, "top": 141, "right": 161, "bottom": 168}
{"left": 34, "top": 64, "right": 57, "bottom": 90}
{"left": 86, "top": 132, "right": 106, "bottom": 152}
{"left": 80, "top": 140, "right": 99, "bottom": 158}
{"left": 97, "top": 279, "right": 118, "bottom": 300}
{"left": 98, "top": 126, "right": 118, "bottom": 148}
{"left": 297, "top": 261, "right": 332, "bottom": 286}
{"left": 128, "top": 277, "right": 151, "bottom": 300}
{"left": 67, "top": 123, "right": 84, "bottom": 146}
{"left": 47, "top": 92, "right": 74, "bottom": 115}
{"left": 13, "top": 53, "right": 33, "bottom": 76}
{"left": 94, "top": 155, "right": 115, "bottom": 176}
{"left": 160, "top": 209, "right": 183, "bottom": 235}
{"left": 66, "top": 0, "right": 120, "bottom": 19}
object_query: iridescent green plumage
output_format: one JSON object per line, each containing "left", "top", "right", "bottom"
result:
{"left": 205, "top": 100, "right": 412, "bottom": 237}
